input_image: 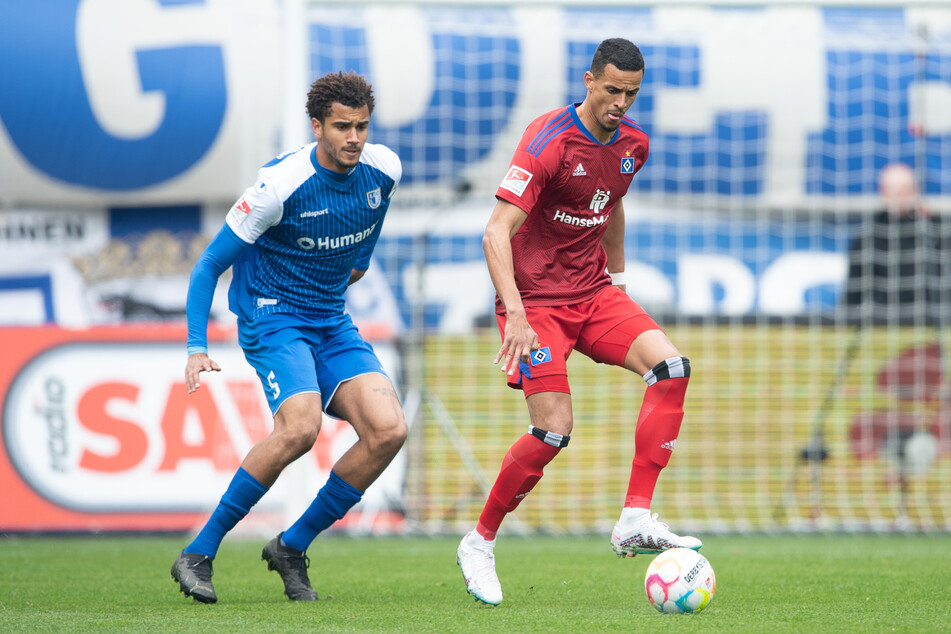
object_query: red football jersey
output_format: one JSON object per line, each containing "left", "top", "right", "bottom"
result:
{"left": 495, "top": 104, "right": 649, "bottom": 307}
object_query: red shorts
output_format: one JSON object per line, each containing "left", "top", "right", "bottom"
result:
{"left": 496, "top": 285, "right": 661, "bottom": 397}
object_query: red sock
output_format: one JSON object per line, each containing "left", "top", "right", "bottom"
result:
{"left": 625, "top": 377, "right": 688, "bottom": 508}
{"left": 476, "top": 433, "right": 562, "bottom": 540}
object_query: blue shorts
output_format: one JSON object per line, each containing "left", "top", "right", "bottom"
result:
{"left": 237, "top": 312, "right": 388, "bottom": 416}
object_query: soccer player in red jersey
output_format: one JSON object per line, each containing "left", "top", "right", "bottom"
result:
{"left": 457, "top": 38, "right": 701, "bottom": 606}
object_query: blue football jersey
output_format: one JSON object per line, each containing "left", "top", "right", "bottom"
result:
{"left": 224, "top": 142, "right": 401, "bottom": 322}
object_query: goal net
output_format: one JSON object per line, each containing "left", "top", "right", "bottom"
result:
{"left": 304, "top": 2, "right": 951, "bottom": 534}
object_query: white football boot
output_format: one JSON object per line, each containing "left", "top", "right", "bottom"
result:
{"left": 456, "top": 531, "right": 503, "bottom": 605}
{"left": 610, "top": 513, "right": 702, "bottom": 558}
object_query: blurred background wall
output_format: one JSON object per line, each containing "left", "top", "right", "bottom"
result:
{"left": 1, "top": 0, "right": 950, "bottom": 535}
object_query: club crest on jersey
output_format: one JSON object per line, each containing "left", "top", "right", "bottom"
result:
{"left": 530, "top": 346, "right": 552, "bottom": 366}
{"left": 500, "top": 165, "right": 533, "bottom": 196}
{"left": 621, "top": 157, "right": 635, "bottom": 174}
{"left": 366, "top": 188, "right": 382, "bottom": 209}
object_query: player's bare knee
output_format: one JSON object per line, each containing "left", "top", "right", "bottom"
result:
{"left": 526, "top": 403, "right": 573, "bottom": 436}
{"left": 379, "top": 418, "right": 408, "bottom": 456}
{"left": 364, "top": 415, "right": 407, "bottom": 459}
{"left": 278, "top": 415, "right": 322, "bottom": 457}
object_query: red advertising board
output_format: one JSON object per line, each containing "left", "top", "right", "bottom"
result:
{"left": 0, "top": 325, "right": 405, "bottom": 532}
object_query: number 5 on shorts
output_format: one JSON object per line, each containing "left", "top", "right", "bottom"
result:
{"left": 267, "top": 370, "right": 281, "bottom": 399}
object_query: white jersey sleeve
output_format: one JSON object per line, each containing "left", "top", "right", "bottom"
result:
{"left": 225, "top": 173, "right": 283, "bottom": 244}
{"left": 359, "top": 143, "right": 402, "bottom": 199}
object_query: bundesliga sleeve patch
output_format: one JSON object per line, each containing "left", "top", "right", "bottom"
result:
{"left": 226, "top": 196, "right": 252, "bottom": 228}
{"left": 499, "top": 165, "right": 533, "bottom": 196}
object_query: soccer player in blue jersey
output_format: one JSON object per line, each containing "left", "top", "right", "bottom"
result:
{"left": 170, "top": 71, "right": 405, "bottom": 604}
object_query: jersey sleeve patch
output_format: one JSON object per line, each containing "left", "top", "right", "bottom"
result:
{"left": 225, "top": 174, "right": 283, "bottom": 244}
{"left": 499, "top": 165, "right": 533, "bottom": 197}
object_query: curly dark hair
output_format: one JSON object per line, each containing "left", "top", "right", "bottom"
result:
{"left": 306, "top": 71, "right": 375, "bottom": 122}
{"left": 590, "top": 38, "right": 644, "bottom": 77}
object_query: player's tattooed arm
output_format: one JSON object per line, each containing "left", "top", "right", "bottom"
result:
{"left": 372, "top": 385, "right": 399, "bottom": 401}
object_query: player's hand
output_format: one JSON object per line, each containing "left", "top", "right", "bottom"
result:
{"left": 495, "top": 311, "right": 538, "bottom": 376}
{"left": 185, "top": 352, "right": 221, "bottom": 393}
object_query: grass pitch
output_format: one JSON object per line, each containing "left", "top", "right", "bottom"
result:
{"left": 1, "top": 533, "right": 949, "bottom": 632}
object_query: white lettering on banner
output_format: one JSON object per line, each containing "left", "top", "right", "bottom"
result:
{"left": 378, "top": 229, "right": 853, "bottom": 331}
{"left": 651, "top": 6, "right": 826, "bottom": 205}
{"left": 0, "top": 210, "right": 107, "bottom": 254}
{"left": 678, "top": 253, "right": 756, "bottom": 315}
{"left": 626, "top": 261, "right": 676, "bottom": 312}
{"left": 39, "top": 377, "right": 69, "bottom": 473}
{"left": 2, "top": 341, "right": 404, "bottom": 513}
{"left": 675, "top": 252, "right": 851, "bottom": 316}
{"left": 77, "top": 0, "right": 236, "bottom": 139}
{"left": 0, "top": 217, "right": 85, "bottom": 244}
{"left": 759, "top": 252, "right": 848, "bottom": 315}
{"left": 1, "top": 4, "right": 941, "bottom": 207}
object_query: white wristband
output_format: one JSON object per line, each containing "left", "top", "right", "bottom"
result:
{"left": 609, "top": 271, "right": 626, "bottom": 286}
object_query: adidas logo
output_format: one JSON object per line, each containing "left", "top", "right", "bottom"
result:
{"left": 661, "top": 439, "right": 677, "bottom": 451}
{"left": 572, "top": 163, "right": 587, "bottom": 176}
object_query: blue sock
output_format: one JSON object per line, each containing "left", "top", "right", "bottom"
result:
{"left": 282, "top": 471, "right": 363, "bottom": 552}
{"left": 186, "top": 467, "right": 268, "bottom": 558}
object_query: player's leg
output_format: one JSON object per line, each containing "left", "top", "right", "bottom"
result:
{"left": 458, "top": 390, "right": 571, "bottom": 606}
{"left": 475, "top": 391, "right": 573, "bottom": 540}
{"left": 263, "top": 321, "right": 406, "bottom": 600}
{"left": 172, "top": 400, "right": 322, "bottom": 602}
{"left": 576, "top": 287, "right": 700, "bottom": 556}
{"left": 458, "top": 307, "right": 580, "bottom": 605}
{"left": 611, "top": 328, "right": 701, "bottom": 555}
{"left": 172, "top": 320, "right": 323, "bottom": 603}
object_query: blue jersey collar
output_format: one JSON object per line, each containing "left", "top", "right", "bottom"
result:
{"left": 570, "top": 103, "right": 620, "bottom": 146}
{"left": 311, "top": 146, "right": 358, "bottom": 186}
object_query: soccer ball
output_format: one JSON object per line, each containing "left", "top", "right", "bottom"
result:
{"left": 644, "top": 548, "right": 715, "bottom": 614}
